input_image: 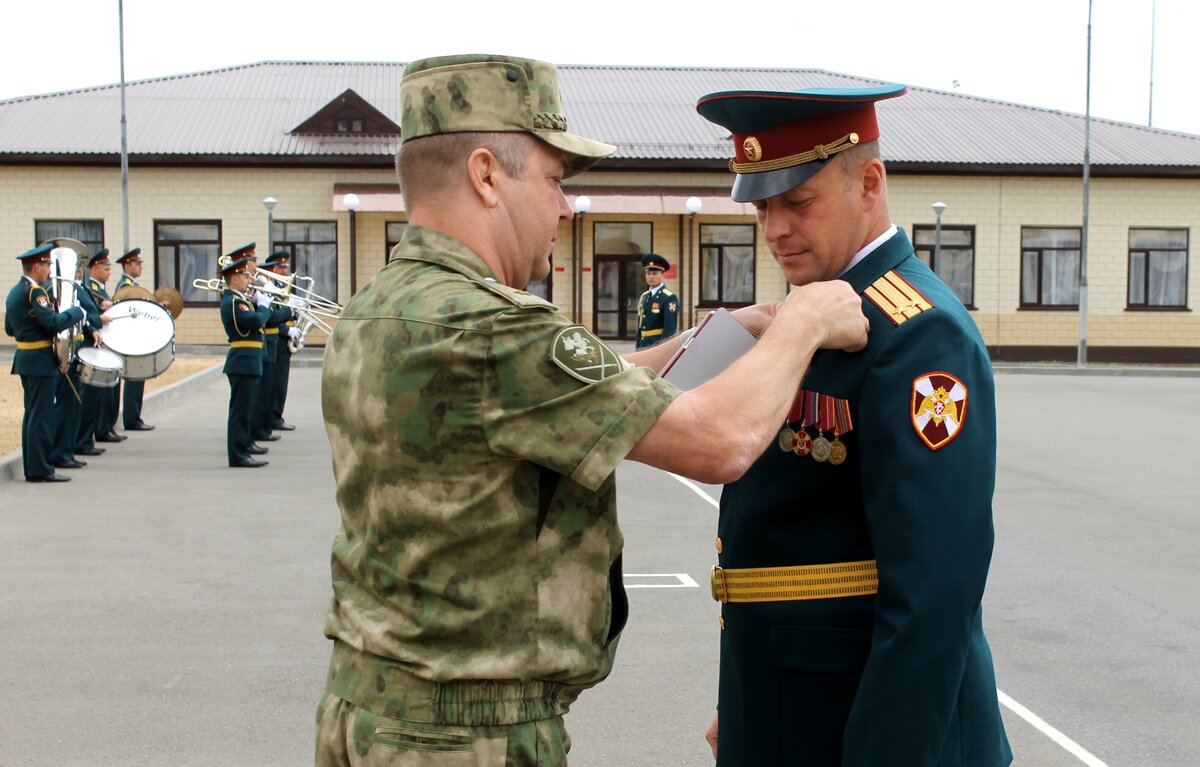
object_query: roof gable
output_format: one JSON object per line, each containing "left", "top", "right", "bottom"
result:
{"left": 290, "top": 88, "right": 400, "bottom": 135}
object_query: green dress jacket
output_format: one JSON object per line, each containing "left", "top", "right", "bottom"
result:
{"left": 715, "top": 229, "right": 1012, "bottom": 767}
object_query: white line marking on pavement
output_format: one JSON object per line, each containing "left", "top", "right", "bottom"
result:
{"left": 667, "top": 472, "right": 1109, "bottom": 767}
{"left": 668, "top": 473, "right": 720, "bottom": 509}
{"left": 998, "top": 690, "right": 1110, "bottom": 767}
{"left": 624, "top": 573, "right": 699, "bottom": 589}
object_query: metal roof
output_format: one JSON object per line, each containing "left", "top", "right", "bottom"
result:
{"left": 3, "top": 61, "right": 1200, "bottom": 172}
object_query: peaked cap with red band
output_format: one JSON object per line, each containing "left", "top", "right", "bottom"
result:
{"left": 696, "top": 84, "right": 907, "bottom": 203}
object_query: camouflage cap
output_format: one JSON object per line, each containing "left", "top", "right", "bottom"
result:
{"left": 401, "top": 54, "right": 616, "bottom": 178}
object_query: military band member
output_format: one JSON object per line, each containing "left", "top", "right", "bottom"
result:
{"left": 219, "top": 249, "right": 272, "bottom": 468}
{"left": 114, "top": 247, "right": 153, "bottom": 431}
{"left": 252, "top": 254, "right": 292, "bottom": 445}
{"left": 84, "top": 250, "right": 125, "bottom": 444}
{"left": 5, "top": 243, "right": 87, "bottom": 482}
{"left": 263, "top": 251, "right": 297, "bottom": 431}
{"left": 696, "top": 85, "right": 1012, "bottom": 766}
{"left": 50, "top": 258, "right": 107, "bottom": 470}
{"left": 635, "top": 253, "right": 678, "bottom": 348}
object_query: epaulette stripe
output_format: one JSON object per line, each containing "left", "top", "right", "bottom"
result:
{"left": 863, "top": 270, "right": 935, "bottom": 326}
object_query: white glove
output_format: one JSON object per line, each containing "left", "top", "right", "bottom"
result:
{"left": 287, "top": 296, "right": 304, "bottom": 308}
{"left": 254, "top": 291, "right": 273, "bottom": 308}
{"left": 288, "top": 326, "right": 303, "bottom": 340}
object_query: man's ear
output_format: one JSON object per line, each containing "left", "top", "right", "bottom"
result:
{"left": 466, "top": 147, "right": 501, "bottom": 208}
{"left": 860, "top": 158, "right": 885, "bottom": 207}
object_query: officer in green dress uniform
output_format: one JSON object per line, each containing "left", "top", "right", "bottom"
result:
{"left": 5, "top": 243, "right": 87, "bottom": 482}
{"left": 114, "top": 247, "right": 154, "bottom": 431}
{"left": 219, "top": 248, "right": 273, "bottom": 468}
{"left": 264, "top": 251, "right": 298, "bottom": 432}
{"left": 75, "top": 260, "right": 110, "bottom": 458}
{"left": 85, "top": 250, "right": 126, "bottom": 444}
{"left": 314, "top": 54, "right": 871, "bottom": 767}
{"left": 634, "top": 253, "right": 678, "bottom": 348}
{"left": 696, "top": 86, "right": 1012, "bottom": 766}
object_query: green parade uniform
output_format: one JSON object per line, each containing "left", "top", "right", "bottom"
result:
{"left": 85, "top": 259, "right": 124, "bottom": 443}
{"left": 220, "top": 279, "right": 271, "bottom": 466}
{"left": 4, "top": 244, "right": 86, "bottom": 482}
{"left": 113, "top": 269, "right": 150, "bottom": 430}
{"left": 696, "top": 84, "right": 1011, "bottom": 766}
{"left": 252, "top": 301, "right": 292, "bottom": 441}
{"left": 75, "top": 282, "right": 107, "bottom": 454}
{"left": 271, "top": 313, "right": 296, "bottom": 429}
{"left": 715, "top": 229, "right": 1010, "bottom": 766}
{"left": 635, "top": 286, "right": 678, "bottom": 348}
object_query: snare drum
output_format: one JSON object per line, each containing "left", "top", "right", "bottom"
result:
{"left": 76, "top": 346, "right": 124, "bottom": 388}
{"left": 100, "top": 298, "right": 176, "bottom": 381}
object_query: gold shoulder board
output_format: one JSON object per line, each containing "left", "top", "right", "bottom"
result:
{"left": 863, "top": 270, "right": 934, "bottom": 326}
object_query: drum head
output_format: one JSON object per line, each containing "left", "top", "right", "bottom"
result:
{"left": 77, "top": 346, "right": 123, "bottom": 368}
{"left": 100, "top": 299, "right": 175, "bottom": 355}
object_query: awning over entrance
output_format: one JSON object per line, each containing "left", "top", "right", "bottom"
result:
{"left": 331, "top": 185, "right": 754, "bottom": 216}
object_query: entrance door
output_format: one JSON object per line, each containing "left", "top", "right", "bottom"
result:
{"left": 593, "top": 255, "right": 645, "bottom": 341}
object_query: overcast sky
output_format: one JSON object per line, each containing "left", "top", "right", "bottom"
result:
{"left": 4, "top": 0, "right": 1197, "bottom": 135}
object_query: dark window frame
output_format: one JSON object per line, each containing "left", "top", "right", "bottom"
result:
{"left": 34, "top": 219, "right": 106, "bottom": 256}
{"left": 697, "top": 223, "right": 757, "bottom": 309}
{"left": 912, "top": 224, "right": 977, "bottom": 309}
{"left": 592, "top": 220, "right": 656, "bottom": 340}
{"left": 154, "top": 220, "right": 222, "bottom": 306}
{"left": 1127, "top": 227, "right": 1189, "bottom": 311}
{"left": 1019, "top": 226, "right": 1082, "bottom": 310}
{"left": 272, "top": 220, "right": 339, "bottom": 300}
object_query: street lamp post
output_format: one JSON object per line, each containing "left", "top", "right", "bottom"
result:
{"left": 262, "top": 197, "right": 278, "bottom": 255}
{"left": 573, "top": 195, "right": 592, "bottom": 324}
{"left": 931, "top": 201, "right": 947, "bottom": 269}
{"left": 686, "top": 196, "right": 703, "bottom": 328}
{"left": 344, "top": 193, "right": 361, "bottom": 296}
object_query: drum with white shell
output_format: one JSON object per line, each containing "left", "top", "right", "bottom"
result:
{"left": 99, "top": 299, "right": 176, "bottom": 381}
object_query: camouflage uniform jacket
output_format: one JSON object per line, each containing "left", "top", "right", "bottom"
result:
{"left": 321, "top": 226, "right": 679, "bottom": 703}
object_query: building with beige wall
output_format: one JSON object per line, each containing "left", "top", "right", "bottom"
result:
{"left": 4, "top": 62, "right": 1200, "bottom": 361}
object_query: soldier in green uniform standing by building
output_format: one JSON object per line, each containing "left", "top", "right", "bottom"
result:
{"left": 50, "top": 254, "right": 107, "bottom": 470}
{"left": 113, "top": 247, "right": 154, "bottom": 431}
{"left": 635, "top": 252, "right": 678, "bottom": 348}
{"left": 696, "top": 85, "right": 1012, "bottom": 766}
{"left": 218, "top": 251, "right": 273, "bottom": 468}
{"left": 5, "top": 243, "right": 87, "bottom": 482}
{"left": 314, "top": 54, "right": 871, "bottom": 767}
{"left": 85, "top": 250, "right": 125, "bottom": 444}
{"left": 263, "top": 250, "right": 298, "bottom": 432}
{"left": 251, "top": 252, "right": 293, "bottom": 445}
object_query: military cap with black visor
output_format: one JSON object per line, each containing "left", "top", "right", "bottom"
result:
{"left": 696, "top": 83, "right": 906, "bottom": 203}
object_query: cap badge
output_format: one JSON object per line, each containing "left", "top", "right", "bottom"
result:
{"left": 742, "top": 136, "right": 763, "bottom": 162}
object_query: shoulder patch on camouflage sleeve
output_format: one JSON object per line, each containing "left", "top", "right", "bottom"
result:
{"left": 912, "top": 371, "right": 968, "bottom": 450}
{"left": 550, "top": 326, "right": 623, "bottom": 383}
{"left": 864, "top": 270, "right": 934, "bottom": 326}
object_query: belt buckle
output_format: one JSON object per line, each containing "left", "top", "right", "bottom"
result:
{"left": 710, "top": 565, "right": 727, "bottom": 603}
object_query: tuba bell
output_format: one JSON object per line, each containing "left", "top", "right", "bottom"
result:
{"left": 42, "top": 237, "right": 90, "bottom": 371}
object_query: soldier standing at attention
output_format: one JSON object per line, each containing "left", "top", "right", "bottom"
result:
{"left": 219, "top": 252, "right": 272, "bottom": 468}
{"left": 635, "top": 252, "right": 678, "bottom": 348}
{"left": 5, "top": 243, "right": 86, "bottom": 482}
{"left": 696, "top": 85, "right": 1012, "bottom": 766}
{"left": 263, "top": 250, "right": 298, "bottom": 432}
{"left": 113, "top": 247, "right": 154, "bottom": 431}
{"left": 314, "top": 53, "right": 871, "bottom": 767}
{"left": 86, "top": 249, "right": 125, "bottom": 444}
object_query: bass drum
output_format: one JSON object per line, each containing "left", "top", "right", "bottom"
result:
{"left": 100, "top": 299, "right": 176, "bottom": 381}
{"left": 76, "top": 347, "right": 124, "bottom": 388}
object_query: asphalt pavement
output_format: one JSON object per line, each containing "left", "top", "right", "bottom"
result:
{"left": 1, "top": 358, "right": 1198, "bottom": 766}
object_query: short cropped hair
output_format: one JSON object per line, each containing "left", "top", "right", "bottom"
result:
{"left": 396, "top": 132, "right": 536, "bottom": 207}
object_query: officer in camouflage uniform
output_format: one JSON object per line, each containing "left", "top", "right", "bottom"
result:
{"left": 315, "top": 53, "right": 871, "bottom": 767}
{"left": 696, "top": 86, "right": 1012, "bottom": 765}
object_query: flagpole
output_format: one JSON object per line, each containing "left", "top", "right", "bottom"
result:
{"left": 119, "top": 0, "right": 130, "bottom": 252}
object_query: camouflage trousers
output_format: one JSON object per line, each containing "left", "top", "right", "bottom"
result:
{"left": 315, "top": 692, "right": 570, "bottom": 767}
